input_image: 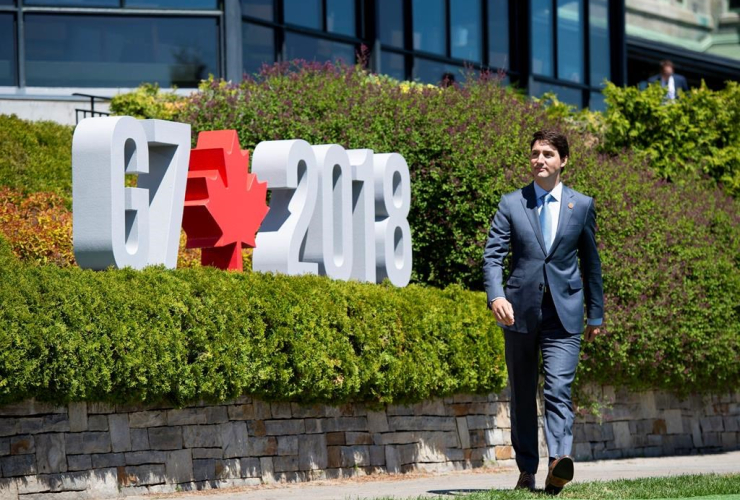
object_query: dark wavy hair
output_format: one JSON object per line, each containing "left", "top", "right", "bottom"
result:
{"left": 530, "top": 130, "right": 569, "bottom": 171}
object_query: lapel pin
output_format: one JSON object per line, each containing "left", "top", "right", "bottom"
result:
{"left": 568, "top": 202, "right": 574, "bottom": 209}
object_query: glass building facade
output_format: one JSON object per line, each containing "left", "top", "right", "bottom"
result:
{"left": 0, "top": 0, "right": 737, "bottom": 109}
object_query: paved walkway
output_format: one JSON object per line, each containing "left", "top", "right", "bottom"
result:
{"left": 132, "top": 451, "right": 740, "bottom": 500}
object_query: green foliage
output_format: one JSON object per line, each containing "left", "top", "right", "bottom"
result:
{"left": 0, "top": 240, "right": 505, "bottom": 406}
{"left": 109, "top": 83, "right": 187, "bottom": 120}
{"left": 0, "top": 115, "right": 72, "bottom": 203}
{"left": 601, "top": 80, "right": 740, "bottom": 196}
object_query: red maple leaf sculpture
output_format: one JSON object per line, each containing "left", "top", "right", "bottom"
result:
{"left": 182, "top": 130, "right": 269, "bottom": 271}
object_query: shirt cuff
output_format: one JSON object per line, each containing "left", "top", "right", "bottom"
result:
{"left": 587, "top": 317, "right": 602, "bottom": 326}
{"left": 488, "top": 296, "right": 506, "bottom": 310}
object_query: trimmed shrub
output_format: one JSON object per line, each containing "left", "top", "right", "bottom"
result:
{"left": 0, "top": 237, "right": 505, "bottom": 406}
{"left": 108, "top": 83, "right": 187, "bottom": 120}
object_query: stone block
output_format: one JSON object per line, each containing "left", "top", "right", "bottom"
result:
{"left": 67, "top": 403, "right": 88, "bottom": 433}
{"left": 495, "top": 403, "right": 511, "bottom": 428}
{"left": 248, "top": 437, "right": 277, "bottom": 456}
{"left": 253, "top": 400, "right": 272, "bottom": 420}
{"left": 366, "top": 411, "right": 390, "bottom": 433}
{"left": 264, "top": 419, "right": 305, "bottom": 436}
{"left": 612, "top": 421, "right": 632, "bottom": 449}
{"left": 10, "top": 435, "right": 34, "bottom": 455}
{"left": 690, "top": 420, "right": 703, "bottom": 448}
{"left": 148, "top": 427, "right": 183, "bottom": 450}
{"left": 118, "top": 464, "right": 166, "bottom": 487}
{"left": 385, "top": 445, "right": 400, "bottom": 473}
{"left": 484, "top": 428, "right": 505, "bottom": 446}
{"left": 165, "top": 449, "right": 193, "bottom": 483}
{"left": 340, "top": 445, "right": 370, "bottom": 467}
{"left": 0, "top": 438, "right": 8, "bottom": 457}
{"left": 65, "top": 432, "right": 111, "bottom": 455}
{"left": 647, "top": 434, "right": 663, "bottom": 446}
{"left": 303, "top": 419, "right": 321, "bottom": 434}
{"left": 259, "top": 457, "right": 274, "bottom": 483}
{"left": 413, "top": 400, "right": 446, "bottom": 416}
{"left": 593, "top": 448, "right": 622, "bottom": 460}
{"left": 109, "top": 414, "right": 132, "bottom": 453}
{"left": 721, "top": 432, "right": 738, "bottom": 450}
{"left": 130, "top": 428, "right": 149, "bottom": 451}
{"left": 466, "top": 415, "right": 495, "bottom": 430}
{"left": 573, "top": 442, "right": 592, "bottom": 460}
{"left": 724, "top": 416, "right": 740, "bottom": 432}
{"left": 191, "top": 448, "right": 222, "bottom": 459}
{"left": 0, "top": 478, "right": 17, "bottom": 499}
{"left": 368, "top": 445, "right": 385, "bottom": 466}
{"left": 701, "top": 416, "right": 724, "bottom": 432}
{"left": 456, "top": 417, "right": 470, "bottom": 449}
{"left": 345, "top": 432, "right": 373, "bottom": 445}
{"left": 664, "top": 409, "right": 684, "bottom": 434}
{"left": 0, "top": 400, "right": 64, "bottom": 417}
{"left": 20, "top": 415, "right": 69, "bottom": 435}
{"left": 270, "top": 402, "right": 292, "bottom": 419}
{"left": 388, "top": 416, "right": 455, "bottom": 432}
{"left": 167, "top": 409, "right": 207, "bottom": 426}
{"left": 273, "top": 456, "right": 300, "bottom": 472}
{"left": 66, "top": 454, "right": 92, "bottom": 472}
{"left": 298, "top": 434, "right": 327, "bottom": 471}
{"left": 129, "top": 411, "right": 167, "bottom": 428}
{"left": 241, "top": 457, "right": 261, "bottom": 477}
{"left": 0, "top": 454, "right": 36, "bottom": 476}
{"left": 637, "top": 391, "right": 658, "bottom": 419}
{"left": 215, "top": 458, "right": 241, "bottom": 479}
{"left": 290, "top": 404, "right": 322, "bottom": 419}
{"left": 182, "top": 425, "right": 220, "bottom": 449}
{"left": 92, "top": 453, "right": 125, "bottom": 468}
{"left": 87, "top": 402, "right": 116, "bottom": 414}
{"left": 326, "top": 432, "right": 345, "bottom": 445}
{"left": 0, "top": 419, "right": 18, "bottom": 437}
{"left": 277, "top": 435, "right": 298, "bottom": 456}
{"left": 124, "top": 450, "right": 167, "bottom": 465}
{"left": 227, "top": 404, "right": 254, "bottom": 421}
{"left": 220, "top": 421, "right": 248, "bottom": 458}
{"left": 494, "top": 445, "right": 512, "bottom": 460}
{"left": 87, "top": 415, "right": 108, "bottom": 432}
{"left": 205, "top": 407, "right": 228, "bottom": 424}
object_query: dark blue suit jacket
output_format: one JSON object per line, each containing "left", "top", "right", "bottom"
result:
{"left": 647, "top": 73, "right": 689, "bottom": 96}
{"left": 482, "top": 182, "right": 604, "bottom": 334}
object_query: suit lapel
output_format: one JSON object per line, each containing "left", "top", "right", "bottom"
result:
{"left": 547, "top": 184, "right": 576, "bottom": 257}
{"left": 520, "top": 182, "right": 548, "bottom": 256}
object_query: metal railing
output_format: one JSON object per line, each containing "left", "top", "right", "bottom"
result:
{"left": 73, "top": 93, "right": 112, "bottom": 124}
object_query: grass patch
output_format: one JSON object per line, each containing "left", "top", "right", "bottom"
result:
{"left": 386, "top": 474, "right": 740, "bottom": 500}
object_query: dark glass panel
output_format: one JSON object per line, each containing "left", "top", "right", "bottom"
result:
{"left": 0, "top": 0, "right": 15, "bottom": 5}
{"left": 412, "top": 0, "right": 445, "bottom": 55}
{"left": 531, "top": 0, "right": 553, "bottom": 77}
{"left": 487, "top": 0, "right": 508, "bottom": 69}
{"left": 589, "top": 91, "right": 606, "bottom": 111}
{"left": 241, "top": 0, "right": 273, "bottom": 21}
{"left": 25, "top": 14, "right": 218, "bottom": 88}
{"left": 380, "top": 50, "right": 405, "bottom": 80}
{"left": 413, "top": 57, "right": 459, "bottom": 84}
{"left": 378, "top": 0, "right": 404, "bottom": 48}
{"left": 284, "top": 0, "right": 322, "bottom": 30}
{"left": 284, "top": 31, "right": 355, "bottom": 64}
{"left": 326, "top": 0, "right": 354, "bottom": 37}
{"left": 24, "top": 0, "right": 119, "bottom": 6}
{"left": 124, "top": 0, "right": 218, "bottom": 9}
{"left": 530, "top": 80, "right": 583, "bottom": 107}
{"left": 450, "top": 0, "right": 481, "bottom": 62}
{"left": 243, "top": 22, "right": 273, "bottom": 75}
{"left": 556, "top": 0, "right": 583, "bottom": 83}
{"left": 589, "top": 0, "right": 610, "bottom": 86}
{"left": 0, "top": 14, "right": 15, "bottom": 86}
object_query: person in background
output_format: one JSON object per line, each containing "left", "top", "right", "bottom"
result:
{"left": 647, "top": 60, "right": 689, "bottom": 100}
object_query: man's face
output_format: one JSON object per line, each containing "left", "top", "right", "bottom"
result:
{"left": 530, "top": 140, "right": 566, "bottom": 181}
{"left": 662, "top": 65, "right": 674, "bottom": 77}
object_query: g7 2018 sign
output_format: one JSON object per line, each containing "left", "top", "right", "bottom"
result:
{"left": 72, "top": 116, "right": 412, "bottom": 287}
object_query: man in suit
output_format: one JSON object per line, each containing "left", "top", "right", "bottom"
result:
{"left": 482, "top": 130, "right": 604, "bottom": 495}
{"left": 647, "top": 60, "right": 689, "bottom": 100}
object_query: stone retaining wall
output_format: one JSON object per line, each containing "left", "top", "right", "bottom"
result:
{"left": 0, "top": 385, "right": 737, "bottom": 499}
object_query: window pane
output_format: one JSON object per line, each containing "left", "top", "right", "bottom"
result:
{"left": 25, "top": 15, "right": 219, "bottom": 88}
{"left": 327, "top": 0, "right": 355, "bottom": 37}
{"left": 487, "top": 0, "right": 508, "bottom": 69}
{"left": 243, "top": 22, "right": 273, "bottom": 75}
{"left": 450, "top": 0, "right": 481, "bottom": 62}
{"left": 124, "top": 0, "right": 218, "bottom": 9}
{"left": 0, "top": 0, "right": 15, "bottom": 5}
{"left": 378, "top": 0, "right": 404, "bottom": 48}
{"left": 557, "top": 0, "right": 583, "bottom": 83}
{"left": 24, "top": 0, "right": 119, "bottom": 6}
{"left": 530, "top": 80, "right": 583, "bottom": 108}
{"left": 285, "top": 32, "right": 355, "bottom": 64}
{"left": 380, "top": 51, "right": 405, "bottom": 80}
{"left": 589, "top": 91, "right": 606, "bottom": 111}
{"left": 589, "top": 0, "right": 610, "bottom": 86}
{"left": 413, "top": 58, "right": 459, "bottom": 85}
{"left": 531, "top": 0, "right": 553, "bottom": 76}
{"left": 0, "top": 14, "right": 15, "bottom": 86}
{"left": 242, "top": 0, "right": 273, "bottom": 21}
{"left": 412, "top": 0, "right": 446, "bottom": 55}
{"left": 284, "top": 0, "right": 322, "bottom": 30}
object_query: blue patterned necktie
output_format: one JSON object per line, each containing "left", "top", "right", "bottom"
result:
{"left": 540, "top": 193, "right": 553, "bottom": 253}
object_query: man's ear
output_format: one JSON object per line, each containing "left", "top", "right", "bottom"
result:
{"left": 561, "top": 156, "right": 568, "bottom": 169}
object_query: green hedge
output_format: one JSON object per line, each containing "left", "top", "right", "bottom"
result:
{"left": 0, "top": 238, "right": 505, "bottom": 406}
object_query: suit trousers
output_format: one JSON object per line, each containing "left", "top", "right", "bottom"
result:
{"left": 503, "top": 289, "right": 581, "bottom": 474}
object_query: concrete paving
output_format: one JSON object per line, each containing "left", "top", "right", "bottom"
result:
{"left": 131, "top": 450, "right": 740, "bottom": 500}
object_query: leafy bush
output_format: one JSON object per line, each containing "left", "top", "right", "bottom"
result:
{"left": 0, "top": 115, "right": 72, "bottom": 202}
{"left": 0, "top": 237, "right": 505, "bottom": 406}
{"left": 109, "top": 83, "right": 186, "bottom": 120}
{"left": 600, "top": 81, "right": 740, "bottom": 196}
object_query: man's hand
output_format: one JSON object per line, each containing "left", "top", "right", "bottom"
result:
{"left": 491, "top": 298, "right": 515, "bottom": 326}
{"left": 584, "top": 324, "right": 600, "bottom": 342}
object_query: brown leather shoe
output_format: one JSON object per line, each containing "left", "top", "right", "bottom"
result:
{"left": 545, "top": 455, "right": 574, "bottom": 495}
{"left": 515, "top": 471, "right": 536, "bottom": 491}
